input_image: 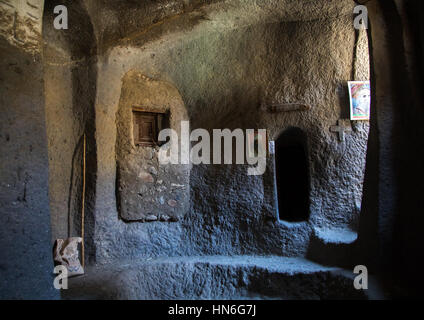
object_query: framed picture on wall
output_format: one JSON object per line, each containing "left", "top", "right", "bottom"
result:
{"left": 348, "top": 81, "right": 371, "bottom": 120}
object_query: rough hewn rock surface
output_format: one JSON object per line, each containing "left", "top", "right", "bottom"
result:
{"left": 116, "top": 71, "right": 190, "bottom": 222}
{"left": 0, "top": 38, "right": 57, "bottom": 300}
{"left": 0, "top": 0, "right": 44, "bottom": 54}
{"left": 0, "top": 0, "right": 58, "bottom": 300}
{"left": 92, "top": 0, "right": 370, "bottom": 263}
{"left": 43, "top": 0, "right": 98, "bottom": 263}
{"left": 62, "top": 256, "right": 372, "bottom": 300}
{"left": 1, "top": 0, "right": 378, "bottom": 299}
{"left": 2, "top": 0, "right": 424, "bottom": 300}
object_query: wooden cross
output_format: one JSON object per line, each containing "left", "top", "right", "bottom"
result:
{"left": 330, "top": 120, "right": 352, "bottom": 142}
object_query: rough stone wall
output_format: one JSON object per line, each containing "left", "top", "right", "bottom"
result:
{"left": 0, "top": 0, "right": 58, "bottom": 299}
{"left": 358, "top": 0, "right": 424, "bottom": 297}
{"left": 43, "top": 17, "right": 75, "bottom": 242}
{"left": 43, "top": 0, "right": 98, "bottom": 263}
{"left": 116, "top": 71, "right": 190, "bottom": 222}
{"left": 93, "top": 0, "right": 370, "bottom": 263}
{"left": 0, "top": 0, "right": 44, "bottom": 54}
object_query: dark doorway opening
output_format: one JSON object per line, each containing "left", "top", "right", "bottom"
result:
{"left": 275, "top": 127, "right": 310, "bottom": 222}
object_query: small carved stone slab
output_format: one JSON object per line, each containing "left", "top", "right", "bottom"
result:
{"left": 330, "top": 119, "right": 352, "bottom": 142}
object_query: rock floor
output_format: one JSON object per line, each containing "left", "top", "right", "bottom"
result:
{"left": 62, "top": 255, "right": 384, "bottom": 300}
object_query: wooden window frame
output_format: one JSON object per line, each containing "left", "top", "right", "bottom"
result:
{"left": 132, "top": 108, "right": 166, "bottom": 147}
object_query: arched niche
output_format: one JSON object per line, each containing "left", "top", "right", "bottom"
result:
{"left": 43, "top": 0, "right": 97, "bottom": 263}
{"left": 115, "top": 71, "right": 190, "bottom": 222}
{"left": 275, "top": 127, "right": 310, "bottom": 222}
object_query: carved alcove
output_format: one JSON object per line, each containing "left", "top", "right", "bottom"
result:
{"left": 115, "top": 71, "right": 189, "bottom": 223}
{"left": 275, "top": 127, "right": 310, "bottom": 222}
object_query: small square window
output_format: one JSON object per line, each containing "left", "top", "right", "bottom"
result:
{"left": 133, "top": 109, "right": 166, "bottom": 147}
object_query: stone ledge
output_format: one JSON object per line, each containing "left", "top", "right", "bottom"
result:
{"left": 62, "top": 256, "right": 369, "bottom": 300}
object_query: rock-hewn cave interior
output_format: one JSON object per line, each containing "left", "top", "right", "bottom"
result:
{"left": 1, "top": 0, "right": 424, "bottom": 300}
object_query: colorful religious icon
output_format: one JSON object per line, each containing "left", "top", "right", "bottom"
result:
{"left": 348, "top": 81, "right": 371, "bottom": 120}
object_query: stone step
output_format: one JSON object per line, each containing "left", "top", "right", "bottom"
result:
{"left": 306, "top": 227, "right": 359, "bottom": 268}
{"left": 62, "top": 255, "right": 376, "bottom": 300}
{"left": 312, "top": 227, "right": 358, "bottom": 244}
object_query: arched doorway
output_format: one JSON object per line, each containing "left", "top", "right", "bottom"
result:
{"left": 275, "top": 127, "right": 310, "bottom": 222}
{"left": 43, "top": 0, "right": 98, "bottom": 263}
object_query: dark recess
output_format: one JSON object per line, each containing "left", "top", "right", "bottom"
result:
{"left": 275, "top": 127, "right": 310, "bottom": 222}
